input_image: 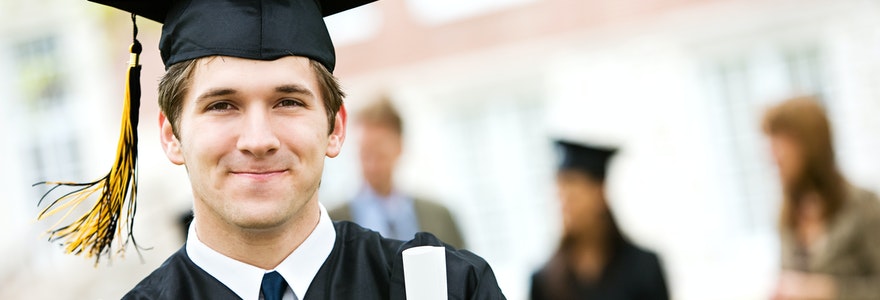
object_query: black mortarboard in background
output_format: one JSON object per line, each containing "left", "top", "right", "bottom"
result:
{"left": 36, "top": 0, "right": 376, "bottom": 263}
{"left": 555, "top": 140, "right": 618, "bottom": 181}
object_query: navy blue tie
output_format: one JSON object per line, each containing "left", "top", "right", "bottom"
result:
{"left": 261, "top": 271, "right": 287, "bottom": 300}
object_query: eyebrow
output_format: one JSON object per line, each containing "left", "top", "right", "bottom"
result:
{"left": 195, "top": 88, "right": 237, "bottom": 104}
{"left": 194, "top": 84, "right": 315, "bottom": 104}
{"left": 275, "top": 84, "right": 315, "bottom": 98}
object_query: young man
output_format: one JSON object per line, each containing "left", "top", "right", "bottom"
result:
{"left": 330, "top": 98, "right": 465, "bottom": 248}
{"left": 83, "top": 0, "right": 505, "bottom": 299}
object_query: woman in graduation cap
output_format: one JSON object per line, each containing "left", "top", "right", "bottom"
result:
{"left": 530, "top": 141, "right": 669, "bottom": 300}
{"left": 34, "top": 0, "right": 506, "bottom": 299}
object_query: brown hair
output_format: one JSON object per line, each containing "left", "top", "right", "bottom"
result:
{"left": 158, "top": 57, "right": 345, "bottom": 138}
{"left": 356, "top": 96, "right": 403, "bottom": 135}
{"left": 762, "top": 96, "right": 846, "bottom": 231}
{"left": 539, "top": 209, "right": 627, "bottom": 300}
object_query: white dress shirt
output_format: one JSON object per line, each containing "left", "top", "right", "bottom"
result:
{"left": 350, "top": 185, "right": 419, "bottom": 241}
{"left": 186, "top": 204, "right": 336, "bottom": 300}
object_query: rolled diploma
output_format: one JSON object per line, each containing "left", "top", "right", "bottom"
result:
{"left": 402, "top": 246, "right": 448, "bottom": 300}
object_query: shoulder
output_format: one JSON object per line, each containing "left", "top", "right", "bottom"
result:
{"left": 841, "top": 185, "right": 880, "bottom": 226}
{"left": 400, "top": 232, "right": 506, "bottom": 299}
{"left": 328, "top": 202, "right": 353, "bottom": 221}
{"left": 614, "top": 242, "right": 669, "bottom": 298}
{"left": 412, "top": 198, "right": 452, "bottom": 214}
{"left": 331, "top": 221, "right": 482, "bottom": 270}
{"left": 529, "top": 253, "right": 565, "bottom": 298}
{"left": 614, "top": 241, "right": 667, "bottom": 282}
{"left": 621, "top": 241, "right": 661, "bottom": 263}
{"left": 412, "top": 198, "right": 453, "bottom": 223}
{"left": 331, "top": 222, "right": 505, "bottom": 299}
{"left": 123, "top": 249, "right": 189, "bottom": 299}
{"left": 623, "top": 242, "right": 665, "bottom": 274}
{"left": 333, "top": 220, "right": 403, "bottom": 254}
{"left": 848, "top": 185, "right": 880, "bottom": 210}
{"left": 123, "top": 247, "right": 238, "bottom": 300}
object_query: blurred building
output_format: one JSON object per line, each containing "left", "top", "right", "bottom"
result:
{"left": 0, "top": 1, "right": 186, "bottom": 299}
{"left": 2, "top": 0, "right": 880, "bottom": 299}
{"left": 323, "top": 0, "right": 880, "bottom": 299}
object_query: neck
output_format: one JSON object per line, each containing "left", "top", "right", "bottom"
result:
{"left": 797, "top": 190, "right": 825, "bottom": 222}
{"left": 194, "top": 199, "right": 321, "bottom": 270}
{"left": 567, "top": 235, "right": 609, "bottom": 281}
{"left": 563, "top": 222, "right": 611, "bottom": 280}
{"left": 567, "top": 227, "right": 607, "bottom": 254}
{"left": 369, "top": 179, "right": 393, "bottom": 197}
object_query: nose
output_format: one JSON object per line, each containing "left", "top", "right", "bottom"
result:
{"left": 236, "top": 109, "right": 280, "bottom": 158}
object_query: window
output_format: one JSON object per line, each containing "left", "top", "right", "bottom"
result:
{"left": 701, "top": 43, "right": 826, "bottom": 234}
{"left": 434, "top": 80, "right": 554, "bottom": 267}
{"left": 13, "top": 35, "right": 82, "bottom": 199}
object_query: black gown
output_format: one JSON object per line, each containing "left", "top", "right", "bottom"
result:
{"left": 124, "top": 221, "right": 506, "bottom": 299}
{"left": 529, "top": 240, "right": 668, "bottom": 300}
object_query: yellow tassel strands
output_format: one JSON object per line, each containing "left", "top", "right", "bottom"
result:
{"left": 35, "top": 14, "right": 143, "bottom": 264}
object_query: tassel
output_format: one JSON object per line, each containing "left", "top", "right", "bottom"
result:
{"left": 35, "top": 14, "right": 143, "bottom": 264}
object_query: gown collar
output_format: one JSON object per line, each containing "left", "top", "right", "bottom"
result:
{"left": 186, "top": 203, "right": 337, "bottom": 300}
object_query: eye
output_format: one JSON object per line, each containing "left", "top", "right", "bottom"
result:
{"left": 206, "top": 102, "right": 234, "bottom": 111}
{"left": 276, "top": 99, "right": 304, "bottom": 108}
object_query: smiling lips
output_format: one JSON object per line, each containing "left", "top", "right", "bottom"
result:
{"left": 230, "top": 169, "right": 288, "bottom": 180}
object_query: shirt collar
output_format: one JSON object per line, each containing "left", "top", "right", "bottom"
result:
{"left": 356, "top": 185, "right": 410, "bottom": 210}
{"left": 186, "top": 203, "right": 337, "bottom": 300}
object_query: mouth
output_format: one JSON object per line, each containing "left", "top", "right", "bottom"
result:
{"left": 230, "top": 169, "right": 289, "bottom": 180}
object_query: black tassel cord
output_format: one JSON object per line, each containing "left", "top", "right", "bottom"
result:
{"left": 35, "top": 14, "right": 143, "bottom": 264}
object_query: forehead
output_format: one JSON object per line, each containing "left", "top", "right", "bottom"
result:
{"left": 769, "top": 131, "right": 800, "bottom": 146}
{"left": 359, "top": 120, "right": 399, "bottom": 133}
{"left": 188, "top": 55, "right": 320, "bottom": 97}
{"left": 556, "top": 169, "right": 599, "bottom": 184}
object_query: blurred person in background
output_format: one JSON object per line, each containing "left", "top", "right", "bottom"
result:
{"left": 764, "top": 96, "right": 880, "bottom": 300}
{"left": 330, "top": 97, "right": 465, "bottom": 248}
{"left": 530, "top": 140, "right": 668, "bottom": 300}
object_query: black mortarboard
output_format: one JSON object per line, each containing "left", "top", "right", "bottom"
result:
{"left": 90, "top": 0, "right": 376, "bottom": 72}
{"left": 555, "top": 140, "right": 618, "bottom": 181}
{"left": 35, "top": 0, "right": 376, "bottom": 263}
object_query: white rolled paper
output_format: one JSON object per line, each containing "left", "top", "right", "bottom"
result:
{"left": 402, "top": 246, "right": 448, "bottom": 300}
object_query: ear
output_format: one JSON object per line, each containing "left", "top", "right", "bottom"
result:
{"left": 326, "top": 104, "right": 347, "bottom": 158}
{"left": 159, "top": 112, "right": 185, "bottom": 165}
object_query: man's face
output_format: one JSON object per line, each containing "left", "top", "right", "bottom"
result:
{"left": 358, "top": 122, "right": 401, "bottom": 188}
{"left": 159, "top": 56, "right": 346, "bottom": 230}
{"left": 556, "top": 170, "right": 605, "bottom": 236}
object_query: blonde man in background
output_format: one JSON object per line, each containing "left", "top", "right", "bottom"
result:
{"left": 330, "top": 97, "right": 465, "bottom": 248}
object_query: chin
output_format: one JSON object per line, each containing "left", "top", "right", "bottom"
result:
{"left": 231, "top": 213, "right": 290, "bottom": 230}
{"left": 222, "top": 200, "right": 292, "bottom": 229}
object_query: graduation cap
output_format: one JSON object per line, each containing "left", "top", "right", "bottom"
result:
{"left": 35, "top": 0, "right": 376, "bottom": 263}
{"left": 555, "top": 140, "right": 618, "bottom": 181}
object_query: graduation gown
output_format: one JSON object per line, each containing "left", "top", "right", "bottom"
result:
{"left": 124, "top": 221, "right": 505, "bottom": 299}
{"left": 529, "top": 240, "right": 668, "bottom": 300}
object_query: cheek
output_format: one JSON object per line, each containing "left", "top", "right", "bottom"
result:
{"left": 358, "top": 143, "right": 384, "bottom": 165}
{"left": 772, "top": 146, "right": 789, "bottom": 168}
{"left": 575, "top": 187, "right": 605, "bottom": 216}
{"left": 179, "top": 125, "right": 232, "bottom": 167}
{"left": 558, "top": 187, "right": 584, "bottom": 214}
{"left": 777, "top": 151, "right": 802, "bottom": 179}
{"left": 291, "top": 120, "right": 331, "bottom": 160}
{"left": 770, "top": 137, "right": 803, "bottom": 175}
